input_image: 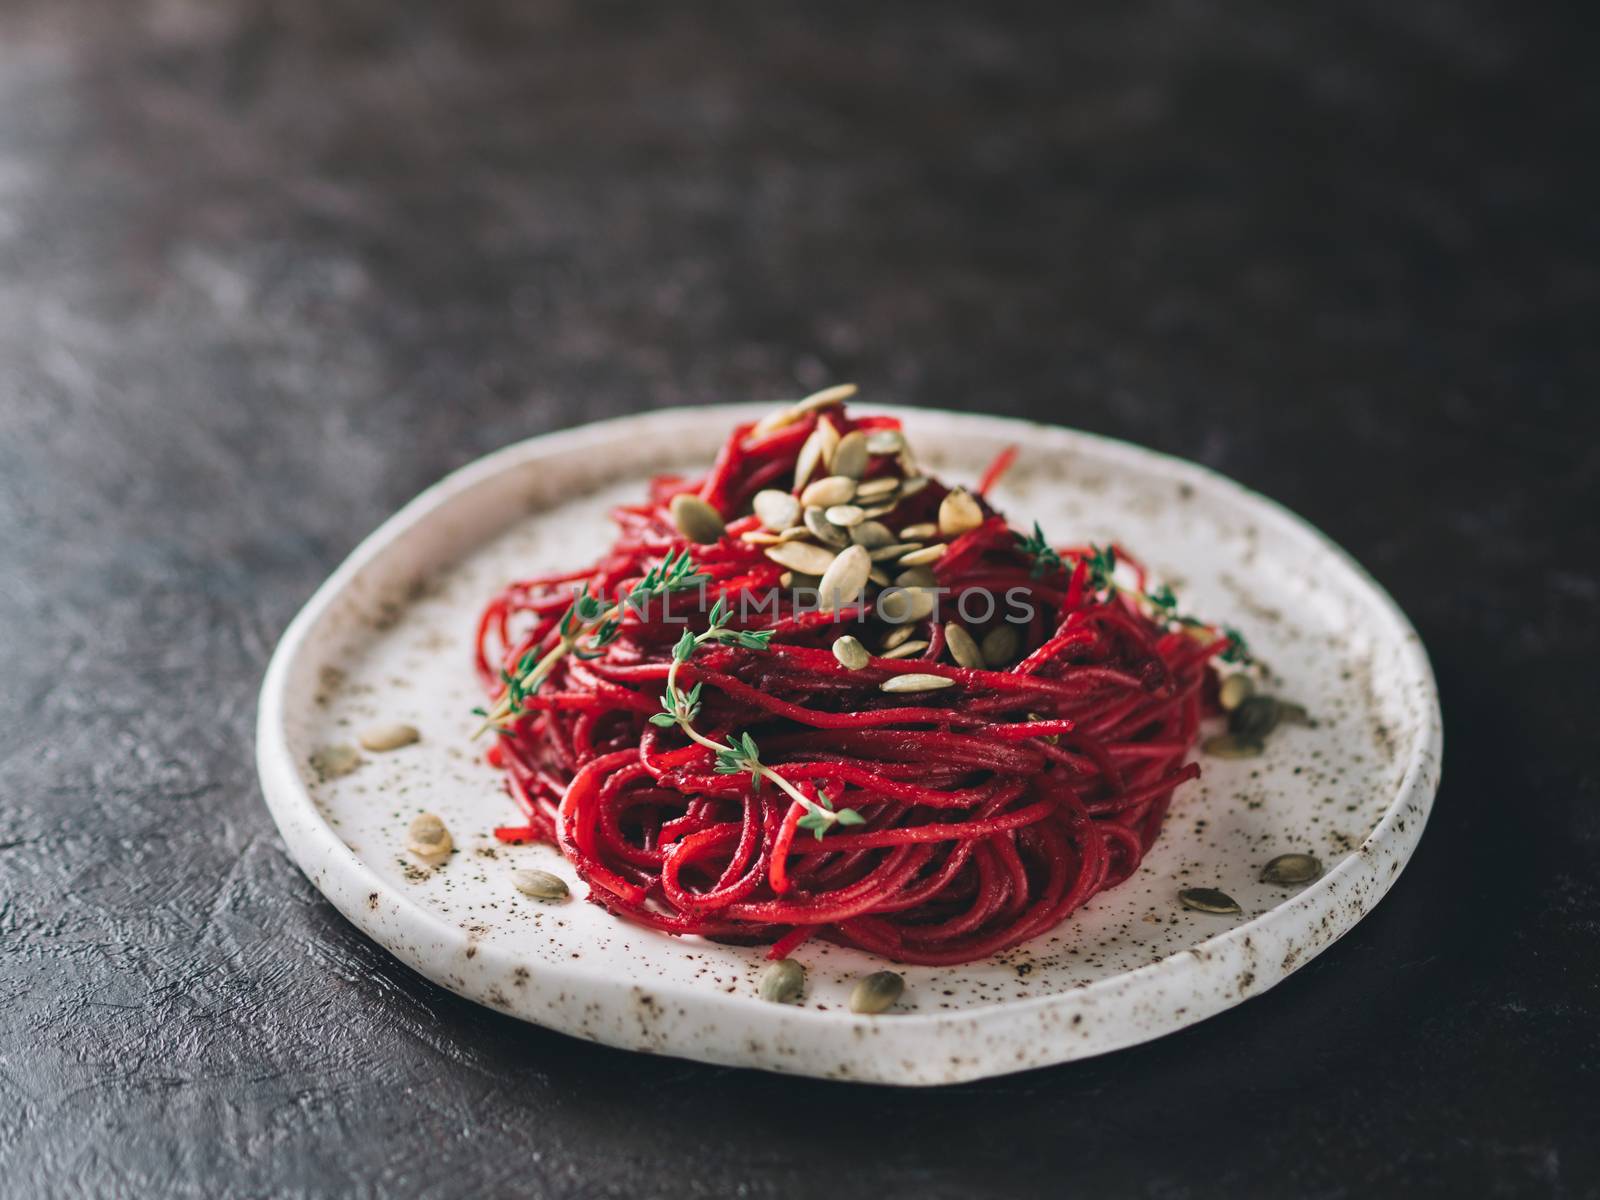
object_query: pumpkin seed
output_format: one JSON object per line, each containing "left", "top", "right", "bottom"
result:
{"left": 749, "top": 383, "right": 856, "bottom": 438}
{"left": 832, "top": 635, "right": 870, "bottom": 670}
{"left": 868, "top": 566, "right": 892, "bottom": 586}
{"left": 857, "top": 502, "right": 898, "bottom": 519}
{"left": 804, "top": 506, "right": 851, "bottom": 547}
{"left": 818, "top": 545, "right": 872, "bottom": 612}
{"left": 895, "top": 566, "right": 938, "bottom": 589}
{"left": 880, "top": 673, "right": 954, "bottom": 694}
{"left": 1179, "top": 887, "right": 1240, "bottom": 915}
{"left": 898, "top": 475, "right": 929, "bottom": 498}
{"left": 801, "top": 475, "right": 857, "bottom": 509}
{"left": 1230, "top": 695, "right": 1281, "bottom": 739}
{"left": 882, "top": 622, "right": 916, "bottom": 650}
{"left": 310, "top": 744, "right": 361, "bottom": 780}
{"left": 815, "top": 414, "right": 842, "bottom": 468}
{"left": 740, "top": 530, "right": 782, "bottom": 545}
{"left": 869, "top": 542, "right": 923, "bottom": 562}
{"left": 849, "top": 970, "right": 905, "bottom": 1014}
{"left": 850, "top": 520, "right": 895, "bottom": 549}
{"left": 407, "top": 812, "right": 453, "bottom": 865}
{"left": 1278, "top": 701, "right": 1313, "bottom": 726}
{"left": 938, "top": 487, "right": 983, "bottom": 536}
{"left": 669, "top": 493, "right": 726, "bottom": 544}
{"left": 1218, "top": 674, "right": 1255, "bottom": 711}
{"left": 765, "top": 541, "right": 838, "bottom": 576}
{"left": 1202, "top": 733, "right": 1264, "bottom": 758}
{"left": 898, "top": 544, "right": 947, "bottom": 566}
{"left": 854, "top": 476, "right": 900, "bottom": 499}
{"left": 878, "top": 586, "right": 936, "bottom": 624}
{"left": 881, "top": 639, "right": 929, "bottom": 659}
{"left": 831, "top": 430, "right": 869, "bottom": 480}
{"left": 359, "top": 722, "right": 420, "bottom": 753}
{"left": 980, "top": 624, "right": 1021, "bottom": 667}
{"left": 825, "top": 504, "right": 866, "bottom": 528}
{"left": 899, "top": 522, "right": 938, "bottom": 540}
{"left": 758, "top": 958, "right": 806, "bottom": 1004}
{"left": 512, "top": 868, "right": 570, "bottom": 900}
{"left": 1261, "top": 853, "right": 1322, "bottom": 886}
{"left": 793, "top": 382, "right": 857, "bottom": 415}
{"left": 865, "top": 429, "right": 904, "bottom": 455}
{"left": 794, "top": 428, "right": 826, "bottom": 490}
{"left": 943, "top": 623, "right": 984, "bottom": 669}
{"left": 753, "top": 489, "right": 801, "bottom": 532}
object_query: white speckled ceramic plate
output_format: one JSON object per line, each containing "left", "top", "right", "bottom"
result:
{"left": 257, "top": 404, "right": 1441, "bottom": 1085}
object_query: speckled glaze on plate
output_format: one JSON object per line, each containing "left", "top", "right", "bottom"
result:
{"left": 256, "top": 404, "right": 1442, "bottom": 1085}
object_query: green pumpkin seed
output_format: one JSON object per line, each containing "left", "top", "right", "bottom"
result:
{"left": 850, "top": 520, "right": 895, "bottom": 549}
{"left": 1179, "top": 887, "right": 1240, "bottom": 915}
{"left": 881, "top": 639, "right": 929, "bottom": 660}
{"left": 669, "top": 493, "right": 726, "bottom": 544}
{"left": 753, "top": 489, "right": 801, "bottom": 532}
{"left": 1202, "top": 733, "right": 1264, "bottom": 758}
{"left": 881, "top": 623, "right": 916, "bottom": 650}
{"left": 878, "top": 586, "right": 936, "bottom": 624}
{"left": 894, "top": 566, "right": 938, "bottom": 589}
{"left": 897, "top": 475, "right": 929, "bottom": 499}
{"left": 804, "top": 505, "right": 851, "bottom": 547}
{"left": 1218, "top": 674, "right": 1255, "bottom": 711}
{"left": 801, "top": 475, "right": 857, "bottom": 509}
{"left": 832, "top": 635, "right": 870, "bottom": 670}
{"left": 849, "top": 970, "right": 905, "bottom": 1014}
{"left": 898, "top": 522, "right": 937, "bottom": 540}
{"left": 944, "top": 623, "right": 984, "bottom": 668}
{"left": 980, "top": 624, "right": 1021, "bottom": 668}
{"left": 512, "top": 868, "right": 570, "bottom": 900}
{"left": 1261, "top": 853, "right": 1322, "bottom": 886}
{"left": 310, "top": 744, "right": 361, "bottom": 780}
{"left": 1278, "top": 701, "right": 1314, "bottom": 726}
{"left": 758, "top": 958, "right": 806, "bottom": 1004}
{"left": 869, "top": 542, "right": 923, "bottom": 562}
{"left": 1230, "top": 695, "right": 1281, "bottom": 739}
{"left": 880, "top": 673, "right": 954, "bottom": 694}
{"left": 830, "top": 430, "right": 869, "bottom": 480}
{"left": 938, "top": 488, "right": 983, "bottom": 536}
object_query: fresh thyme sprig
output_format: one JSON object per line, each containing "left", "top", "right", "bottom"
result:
{"left": 474, "top": 546, "right": 711, "bottom": 736}
{"left": 1014, "top": 521, "right": 1062, "bottom": 579}
{"left": 1081, "top": 543, "right": 1118, "bottom": 595}
{"left": 795, "top": 788, "right": 866, "bottom": 841}
{"left": 649, "top": 584, "right": 847, "bottom": 834}
{"left": 1013, "top": 525, "right": 1254, "bottom": 666}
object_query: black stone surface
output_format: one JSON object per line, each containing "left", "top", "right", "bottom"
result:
{"left": 1, "top": 2, "right": 1595, "bottom": 1197}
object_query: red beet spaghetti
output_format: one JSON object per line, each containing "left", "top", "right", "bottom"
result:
{"left": 472, "top": 388, "right": 1242, "bottom": 966}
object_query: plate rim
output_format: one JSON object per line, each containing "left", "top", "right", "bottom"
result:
{"left": 256, "top": 402, "right": 1443, "bottom": 1082}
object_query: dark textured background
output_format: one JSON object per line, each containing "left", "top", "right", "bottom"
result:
{"left": 1, "top": 1, "right": 1596, "bottom": 1197}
